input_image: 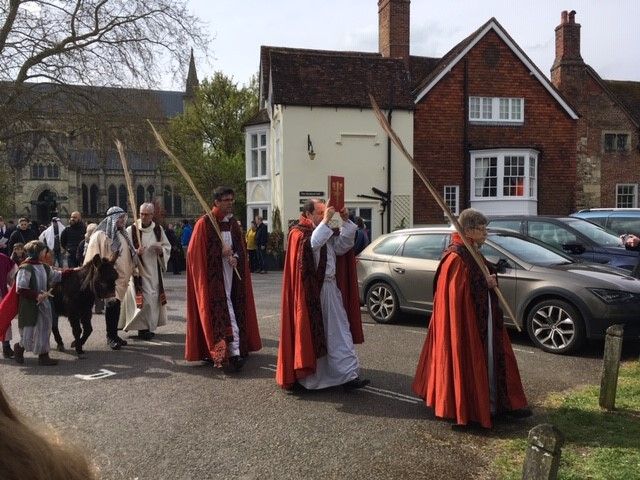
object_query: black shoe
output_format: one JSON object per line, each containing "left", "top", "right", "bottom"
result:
{"left": 2, "top": 344, "right": 14, "bottom": 359}
{"left": 13, "top": 342, "right": 24, "bottom": 364}
{"left": 56, "top": 342, "right": 66, "bottom": 352}
{"left": 138, "top": 330, "right": 155, "bottom": 341}
{"left": 342, "top": 377, "right": 370, "bottom": 391}
{"left": 505, "top": 408, "right": 533, "bottom": 419}
{"left": 228, "top": 355, "right": 245, "bottom": 372}
{"left": 115, "top": 336, "right": 128, "bottom": 346}
{"left": 107, "top": 338, "right": 121, "bottom": 350}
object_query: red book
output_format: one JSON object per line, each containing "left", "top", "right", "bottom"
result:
{"left": 328, "top": 175, "right": 345, "bottom": 211}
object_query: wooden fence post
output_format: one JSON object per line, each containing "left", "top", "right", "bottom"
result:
{"left": 599, "top": 324, "right": 624, "bottom": 411}
{"left": 522, "top": 424, "right": 564, "bottom": 480}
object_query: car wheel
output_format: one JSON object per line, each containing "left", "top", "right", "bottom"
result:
{"left": 365, "top": 282, "right": 399, "bottom": 324}
{"left": 526, "top": 299, "right": 585, "bottom": 354}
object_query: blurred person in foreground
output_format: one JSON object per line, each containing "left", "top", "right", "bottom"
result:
{"left": 277, "top": 199, "right": 368, "bottom": 391}
{"left": 412, "top": 208, "right": 529, "bottom": 429}
{"left": 0, "top": 383, "right": 97, "bottom": 479}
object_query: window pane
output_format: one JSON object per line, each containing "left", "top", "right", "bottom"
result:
{"left": 251, "top": 150, "right": 258, "bottom": 177}
{"left": 474, "top": 157, "right": 497, "bottom": 197}
{"left": 617, "top": 134, "right": 628, "bottom": 151}
{"left": 108, "top": 185, "right": 117, "bottom": 206}
{"left": 503, "top": 156, "right": 525, "bottom": 196}
{"left": 260, "top": 134, "right": 267, "bottom": 146}
{"left": 511, "top": 98, "right": 522, "bottom": 120}
{"left": 251, "top": 134, "right": 258, "bottom": 148}
{"left": 482, "top": 98, "right": 492, "bottom": 119}
{"left": 373, "top": 235, "right": 407, "bottom": 255}
{"left": 604, "top": 134, "right": 615, "bottom": 152}
{"left": 616, "top": 185, "right": 636, "bottom": 208}
{"left": 469, "top": 97, "right": 480, "bottom": 119}
{"left": 444, "top": 186, "right": 458, "bottom": 214}
{"left": 401, "top": 234, "right": 448, "bottom": 260}
{"left": 499, "top": 99, "right": 509, "bottom": 120}
{"left": 260, "top": 150, "right": 267, "bottom": 176}
{"left": 527, "top": 221, "right": 577, "bottom": 251}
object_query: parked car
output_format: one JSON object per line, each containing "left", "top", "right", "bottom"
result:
{"left": 571, "top": 208, "right": 640, "bottom": 236}
{"left": 486, "top": 216, "right": 639, "bottom": 272}
{"left": 356, "top": 227, "right": 640, "bottom": 354}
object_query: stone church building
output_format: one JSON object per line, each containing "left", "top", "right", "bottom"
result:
{"left": 1, "top": 54, "right": 200, "bottom": 226}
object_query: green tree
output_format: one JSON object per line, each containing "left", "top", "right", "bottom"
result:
{"left": 166, "top": 72, "right": 259, "bottom": 216}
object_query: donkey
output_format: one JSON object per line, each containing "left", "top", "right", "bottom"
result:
{"left": 51, "top": 254, "right": 118, "bottom": 355}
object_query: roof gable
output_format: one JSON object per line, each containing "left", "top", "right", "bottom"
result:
{"left": 414, "top": 18, "right": 579, "bottom": 120}
{"left": 590, "top": 72, "right": 640, "bottom": 127}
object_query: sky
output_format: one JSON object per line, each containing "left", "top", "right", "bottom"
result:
{"left": 179, "top": 0, "right": 640, "bottom": 90}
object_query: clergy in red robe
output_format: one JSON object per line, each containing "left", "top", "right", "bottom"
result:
{"left": 276, "top": 199, "right": 368, "bottom": 391}
{"left": 412, "top": 209, "right": 529, "bottom": 428}
{"left": 185, "top": 186, "right": 261, "bottom": 370}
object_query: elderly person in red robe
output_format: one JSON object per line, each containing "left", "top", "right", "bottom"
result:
{"left": 184, "top": 186, "right": 261, "bottom": 370}
{"left": 412, "top": 208, "right": 530, "bottom": 429}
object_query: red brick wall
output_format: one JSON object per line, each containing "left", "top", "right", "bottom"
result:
{"left": 378, "top": 0, "right": 410, "bottom": 62}
{"left": 414, "top": 30, "right": 577, "bottom": 224}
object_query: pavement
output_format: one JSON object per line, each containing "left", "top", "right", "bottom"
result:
{"left": 1, "top": 271, "right": 638, "bottom": 479}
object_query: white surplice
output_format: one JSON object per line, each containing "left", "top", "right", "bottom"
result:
{"left": 119, "top": 221, "right": 172, "bottom": 332}
{"left": 298, "top": 220, "right": 360, "bottom": 390}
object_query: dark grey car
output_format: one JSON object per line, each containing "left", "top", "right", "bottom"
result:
{"left": 356, "top": 227, "right": 640, "bottom": 354}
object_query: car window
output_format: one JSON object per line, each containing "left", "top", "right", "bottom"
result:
{"left": 608, "top": 217, "right": 640, "bottom": 236}
{"left": 527, "top": 221, "right": 577, "bottom": 250}
{"left": 489, "top": 234, "right": 573, "bottom": 266}
{"left": 372, "top": 234, "right": 406, "bottom": 255}
{"left": 478, "top": 243, "right": 515, "bottom": 269}
{"left": 582, "top": 215, "right": 607, "bottom": 228}
{"left": 565, "top": 219, "right": 622, "bottom": 247}
{"left": 488, "top": 219, "right": 521, "bottom": 232}
{"left": 401, "top": 234, "right": 448, "bottom": 260}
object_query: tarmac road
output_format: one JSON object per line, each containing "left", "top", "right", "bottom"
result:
{"left": 1, "top": 272, "right": 638, "bottom": 479}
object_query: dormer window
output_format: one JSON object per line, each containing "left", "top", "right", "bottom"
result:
{"left": 469, "top": 97, "right": 524, "bottom": 124}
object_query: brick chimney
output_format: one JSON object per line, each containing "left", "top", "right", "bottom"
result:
{"left": 378, "top": 0, "right": 410, "bottom": 64}
{"left": 551, "top": 10, "right": 584, "bottom": 90}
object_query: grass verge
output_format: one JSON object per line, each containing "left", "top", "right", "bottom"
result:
{"left": 493, "top": 361, "right": 640, "bottom": 480}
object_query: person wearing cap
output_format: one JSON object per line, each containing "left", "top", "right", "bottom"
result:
{"left": 84, "top": 207, "right": 138, "bottom": 350}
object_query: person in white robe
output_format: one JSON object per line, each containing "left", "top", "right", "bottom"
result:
{"left": 38, "top": 217, "right": 65, "bottom": 267}
{"left": 119, "top": 203, "right": 171, "bottom": 340}
{"left": 298, "top": 203, "right": 369, "bottom": 390}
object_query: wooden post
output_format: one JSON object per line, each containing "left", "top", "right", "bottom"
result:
{"left": 522, "top": 424, "right": 564, "bottom": 480}
{"left": 599, "top": 324, "right": 624, "bottom": 410}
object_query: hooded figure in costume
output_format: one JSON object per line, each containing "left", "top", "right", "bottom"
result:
{"left": 276, "top": 199, "right": 368, "bottom": 391}
{"left": 185, "top": 186, "right": 261, "bottom": 370}
{"left": 119, "top": 202, "right": 172, "bottom": 339}
{"left": 84, "top": 206, "right": 137, "bottom": 350}
{"left": 412, "top": 208, "right": 529, "bottom": 428}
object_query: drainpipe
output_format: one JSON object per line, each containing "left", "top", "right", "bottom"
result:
{"left": 386, "top": 108, "right": 392, "bottom": 233}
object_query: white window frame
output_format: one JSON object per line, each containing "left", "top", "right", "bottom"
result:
{"left": 470, "top": 149, "right": 538, "bottom": 201}
{"left": 247, "top": 129, "right": 268, "bottom": 180}
{"left": 616, "top": 184, "right": 637, "bottom": 208}
{"left": 468, "top": 96, "right": 524, "bottom": 124}
{"left": 444, "top": 185, "right": 460, "bottom": 215}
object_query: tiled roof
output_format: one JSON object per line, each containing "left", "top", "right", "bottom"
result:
{"left": 243, "top": 108, "right": 270, "bottom": 127}
{"left": 602, "top": 79, "right": 640, "bottom": 126}
{"left": 0, "top": 82, "right": 184, "bottom": 119}
{"left": 261, "top": 46, "right": 415, "bottom": 110}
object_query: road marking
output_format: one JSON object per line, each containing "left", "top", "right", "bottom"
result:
{"left": 363, "top": 385, "right": 422, "bottom": 402}
{"left": 74, "top": 369, "right": 116, "bottom": 381}
{"left": 261, "top": 314, "right": 279, "bottom": 319}
{"left": 405, "top": 329, "right": 426, "bottom": 335}
{"left": 362, "top": 387, "right": 421, "bottom": 404}
{"left": 512, "top": 347, "right": 536, "bottom": 354}
{"left": 145, "top": 341, "right": 174, "bottom": 346}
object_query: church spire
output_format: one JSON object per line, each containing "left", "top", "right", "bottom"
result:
{"left": 185, "top": 48, "right": 199, "bottom": 98}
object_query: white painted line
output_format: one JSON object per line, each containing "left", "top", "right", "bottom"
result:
{"left": 362, "top": 387, "right": 421, "bottom": 404}
{"left": 74, "top": 369, "right": 116, "bottom": 380}
{"left": 261, "top": 366, "right": 276, "bottom": 372}
{"left": 261, "top": 314, "right": 279, "bottom": 319}
{"left": 405, "top": 329, "right": 427, "bottom": 335}
{"left": 363, "top": 385, "right": 422, "bottom": 402}
{"left": 512, "top": 347, "right": 536, "bottom": 354}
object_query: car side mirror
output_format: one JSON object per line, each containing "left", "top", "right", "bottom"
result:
{"left": 495, "top": 258, "right": 510, "bottom": 273}
{"left": 562, "top": 242, "right": 586, "bottom": 255}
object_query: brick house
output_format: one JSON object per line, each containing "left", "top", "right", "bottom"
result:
{"left": 551, "top": 10, "right": 640, "bottom": 209}
{"left": 408, "top": 15, "right": 579, "bottom": 224}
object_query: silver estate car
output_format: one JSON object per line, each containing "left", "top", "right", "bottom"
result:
{"left": 356, "top": 227, "right": 640, "bottom": 354}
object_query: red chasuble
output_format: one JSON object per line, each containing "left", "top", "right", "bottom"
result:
{"left": 184, "top": 211, "right": 261, "bottom": 366}
{"left": 276, "top": 215, "right": 363, "bottom": 389}
{"left": 412, "top": 233, "right": 527, "bottom": 428}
